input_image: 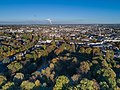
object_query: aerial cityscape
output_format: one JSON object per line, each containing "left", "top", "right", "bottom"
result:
{"left": 0, "top": 0, "right": 120, "bottom": 90}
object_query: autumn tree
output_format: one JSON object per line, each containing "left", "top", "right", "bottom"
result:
{"left": 77, "top": 61, "right": 90, "bottom": 74}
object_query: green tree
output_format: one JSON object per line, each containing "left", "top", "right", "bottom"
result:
{"left": 0, "top": 75, "right": 7, "bottom": 86}
{"left": 35, "top": 80, "right": 41, "bottom": 87}
{"left": 99, "top": 81, "right": 109, "bottom": 90}
{"left": 2, "top": 58, "right": 10, "bottom": 64}
{"left": 86, "top": 48, "right": 92, "bottom": 54}
{"left": 68, "top": 78, "right": 99, "bottom": 90}
{"left": 105, "top": 50, "right": 114, "bottom": 62}
{"left": 79, "top": 79, "right": 99, "bottom": 90}
{"left": 79, "top": 47, "right": 85, "bottom": 53}
{"left": 20, "top": 81, "right": 35, "bottom": 90}
{"left": 7, "top": 61, "right": 23, "bottom": 73}
{"left": 13, "top": 73, "right": 24, "bottom": 84}
{"left": 53, "top": 75, "right": 69, "bottom": 90}
{"left": 105, "top": 50, "right": 111, "bottom": 61}
{"left": 117, "top": 78, "right": 120, "bottom": 87}
{"left": 97, "top": 68, "right": 116, "bottom": 89}
{"left": 2, "top": 82, "right": 15, "bottom": 90}
{"left": 25, "top": 54, "right": 33, "bottom": 59}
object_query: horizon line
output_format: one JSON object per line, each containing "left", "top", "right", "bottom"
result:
{"left": 0, "top": 23, "right": 120, "bottom": 25}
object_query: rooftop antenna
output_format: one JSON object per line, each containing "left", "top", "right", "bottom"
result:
{"left": 46, "top": 18, "right": 52, "bottom": 25}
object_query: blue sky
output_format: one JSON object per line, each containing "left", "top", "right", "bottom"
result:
{"left": 0, "top": 0, "right": 120, "bottom": 24}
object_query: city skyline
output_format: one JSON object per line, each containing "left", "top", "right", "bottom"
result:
{"left": 0, "top": 0, "right": 120, "bottom": 24}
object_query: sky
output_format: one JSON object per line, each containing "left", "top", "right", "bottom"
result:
{"left": 0, "top": 0, "right": 120, "bottom": 24}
